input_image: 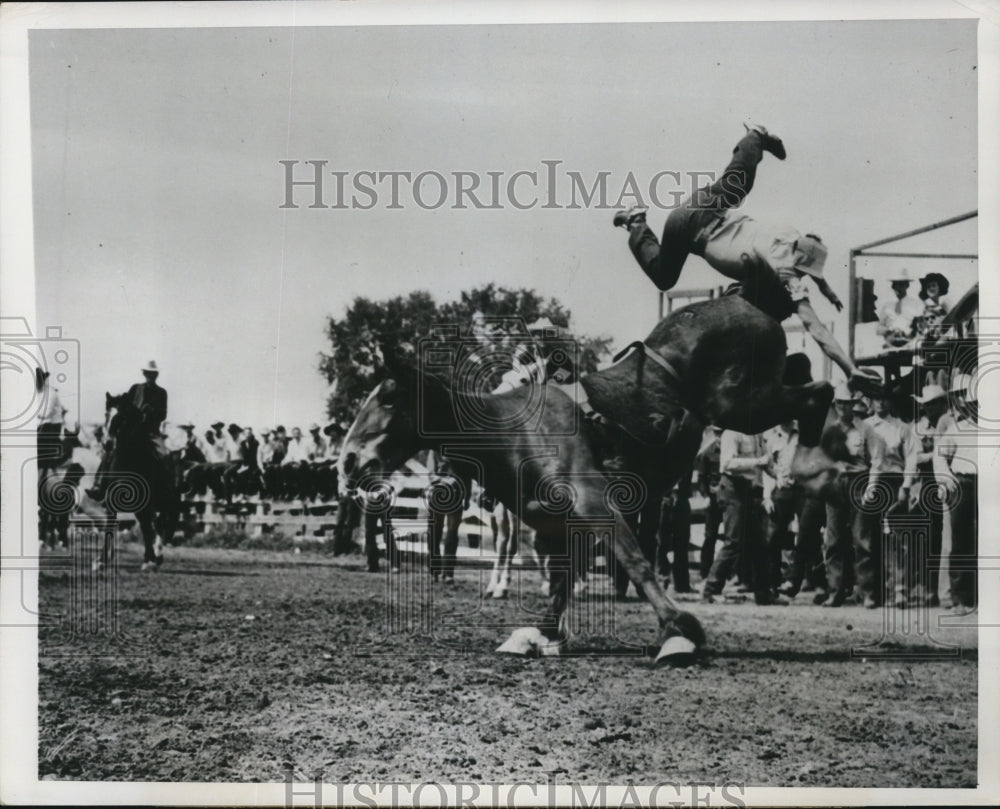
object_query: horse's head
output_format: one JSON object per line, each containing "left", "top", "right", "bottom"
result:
{"left": 337, "top": 358, "right": 448, "bottom": 497}
{"left": 103, "top": 391, "right": 140, "bottom": 444}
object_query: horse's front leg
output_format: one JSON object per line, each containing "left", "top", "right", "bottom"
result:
{"left": 136, "top": 508, "right": 160, "bottom": 571}
{"left": 604, "top": 507, "right": 704, "bottom": 664}
{"left": 496, "top": 529, "right": 568, "bottom": 657}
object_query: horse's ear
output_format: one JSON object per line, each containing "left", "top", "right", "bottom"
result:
{"left": 382, "top": 352, "right": 420, "bottom": 390}
{"left": 105, "top": 392, "right": 113, "bottom": 407}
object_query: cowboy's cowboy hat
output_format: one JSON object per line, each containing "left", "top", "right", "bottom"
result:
{"left": 792, "top": 234, "right": 828, "bottom": 280}
{"left": 887, "top": 268, "right": 913, "bottom": 284}
{"left": 141, "top": 360, "right": 160, "bottom": 374}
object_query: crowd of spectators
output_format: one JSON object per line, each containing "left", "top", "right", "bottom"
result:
{"left": 667, "top": 372, "right": 978, "bottom": 615}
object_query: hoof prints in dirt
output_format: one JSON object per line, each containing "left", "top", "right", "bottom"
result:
{"left": 37, "top": 547, "right": 978, "bottom": 786}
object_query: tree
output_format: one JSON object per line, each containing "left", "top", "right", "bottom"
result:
{"left": 319, "top": 284, "right": 613, "bottom": 424}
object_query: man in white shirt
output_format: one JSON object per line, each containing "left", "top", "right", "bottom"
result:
{"left": 934, "top": 389, "right": 977, "bottom": 613}
{"left": 912, "top": 384, "right": 954, "bottom": 607}
{"left": 876, "top": 269, "right": 924, "bottom": 348}
{"left": 866, "top": 394, "right": 919, "bottom": 608}
{"left": 306, "top": 424, "right": 328, "bottom": 461}
{"left": 821, "top": 384, "right": 886, "bottom": 608}
{"left": 205, "top": 421, "right": 230, "bottom": 463}
{"left": 702, "top": 429, "right": 784, "bottom": 605}
{"left": 282, "top": 427, "right": 310, "bottom": 465}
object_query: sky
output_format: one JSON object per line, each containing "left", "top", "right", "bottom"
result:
{"left": 25, "top": 16, "right": 979, "bottom": 432}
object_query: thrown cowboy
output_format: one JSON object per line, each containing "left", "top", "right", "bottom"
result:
{"left": 614, "top": 122, "right": 877, "bottom": 392}
{"left": 86, "top": 360, "right": 169, "bottom": 500}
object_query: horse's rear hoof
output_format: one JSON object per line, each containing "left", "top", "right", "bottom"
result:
{"left": 496, "top": 626, "right": 561, "bottom": 656}
{"left": 497, "top": 626, "right": 544, "bottom": 655}
{"left": 654, "top": 636, "right": 698, "bottom": 668}
{"left": 140, "top": 561, "right": 158, "bottom": 572}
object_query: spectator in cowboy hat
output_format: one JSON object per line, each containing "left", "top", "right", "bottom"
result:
{"left": 866, "top": 391, "right": 920, "bottom": 609}
{"left": 177, "top": 421, "right": 206, "bottom": 460}
{"left": 323, "top": 422, "right": 347, "bottom": 460}
{"left": 911, "top": 383, "right": 953, "bottom": 607}
{"left": 933, "top": 377, "right": 978, "bottom": 613}
{"left": 205, "top": 421, "right": 230, "bottom": 463}
{"left": 877, "top": 269, "right": 924, "bottom": 347}
{"left": 225, "top": 423, "right": 244, "bottom": 459}
{"left": 819, "top": 383, "right": 886, "bottom": 609}
{"left": 307, "top": 423, "right": 328, "bottom": 461}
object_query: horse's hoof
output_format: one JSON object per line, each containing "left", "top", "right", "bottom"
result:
{"left": 496, "top": 627, "right": 561, "bottom": 657}
{"left": 497, "top": 626, "right": 544, "bottom": 655}
{"left": 654, "top": 635, "right": 697, "bottom": 667}
{"left": 91, "top": 560, "right": 105, "bottom": 573}
{"left": 140, "top": 561, "right": 157, "bottom": 572}
{"left": 492, "top": 586, "right": 507, "bottom": 600}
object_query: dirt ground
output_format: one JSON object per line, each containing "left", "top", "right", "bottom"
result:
{"left": 37, "top": 542, "right": 977, "bottom": 787}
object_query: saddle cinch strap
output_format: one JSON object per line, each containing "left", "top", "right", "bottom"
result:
{"left": 594, "top": 341, "right": 693, "bottom": 449}
{"left": 611, "top": 340, "right": 684, "bottom": 391}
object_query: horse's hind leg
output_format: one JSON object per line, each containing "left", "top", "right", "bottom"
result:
{"left": 716, "top": 380, "right": 840, "bottom": 495}
{"left": 497, "top": 530, "right": 568, "bottom": 656}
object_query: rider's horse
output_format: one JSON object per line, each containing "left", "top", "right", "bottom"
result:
{"left": 339, "top": 294, "right": 841, "bottom": 664}
{"left": 97, "top": 393, "right": 179, "bottom": 570}
{"left": 37, "top": 426, "right": 87, "bottom": 549}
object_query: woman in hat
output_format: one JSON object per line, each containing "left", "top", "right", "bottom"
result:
{"left": 916, "top": 272, "right": 951, "bottom": 340}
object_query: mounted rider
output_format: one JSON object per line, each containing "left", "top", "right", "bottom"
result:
{"left": 613, "top": 122, "right": 879, "bottom": 394}
{"left": 85, "top": 360, "right": 169, "bottom": 501}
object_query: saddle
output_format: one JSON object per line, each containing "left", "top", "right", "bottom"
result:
{"left": 578, "top": 342, "right": 696, "bottom": 448}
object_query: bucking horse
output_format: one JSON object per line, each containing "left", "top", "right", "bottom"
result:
{"left": 339, "top": 293, "right": 846, "bottom": 665}
{"left": 93, "top": 392, "right": 179, "bottom": 571}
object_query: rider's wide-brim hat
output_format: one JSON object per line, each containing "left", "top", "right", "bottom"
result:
{"left": 914, "top": 384, "right": 947, "bottom": 403}
{"left": 178, "top": 422, "right": 195, "bottom": 429}
{"left": 888, "top": 268, "right": 913, "bottom": 283}
{"left": 211, "top": 421, "right": 225, "bottom": 430}
{"left": 142, "top": 360, "right": 160, "bottom": 373}
{"left": 792, "top": 235, "right": 828, "bottom": 280}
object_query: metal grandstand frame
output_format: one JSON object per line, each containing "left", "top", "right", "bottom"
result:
{"left": 847, "top": 210, "right": 978, "bottom": 359}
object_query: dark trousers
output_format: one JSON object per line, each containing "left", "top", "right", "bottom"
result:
{"left": 699, "top": 491, "right": 722, "bottom": 579}
{"left": 948, "top": 473, "right": 977, "bottom": 608}
{"left": 704, "top": 475, "right": 766, "bottom": 596}
{"left": 364, "top": 509, "right": 394, "bottom": 572}
{"left": 767, "top": 486, "right": 801, "bottom": 587}
{"left": 428, "top": 510, "right": 460, "bottom": 580}
{"left": 627, "top": 132, "right": 765, "bottom": 291}
{"left": 918, "top": 473, "right": 945, "bottom": 601}
{"left": 824, "top": 472, "right": 878, "bottom": 600}
{"left": 878, "top": 473, "right": 916, "bottom": 602}
{"left": 780, "top": 492, "right": 826, "bottom": 591}
{"left": 657, "top": 487, "right": 692, "bottom": 591}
